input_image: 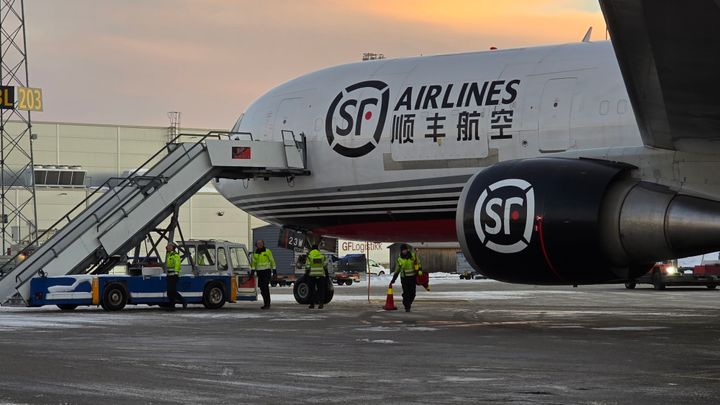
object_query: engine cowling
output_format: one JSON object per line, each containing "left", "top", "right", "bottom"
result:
{"left": 456, "top": 158, "right": 720, "bottom": 284}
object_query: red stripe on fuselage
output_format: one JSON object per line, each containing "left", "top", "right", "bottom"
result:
{"left": 313, "top": 219, "right": 457, "bottom": 242}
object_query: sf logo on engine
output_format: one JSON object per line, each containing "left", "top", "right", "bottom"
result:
{"left": 325, "top": 80, "right": 389, "bottom": 158}
{"left": 474, "top": 179, "right": 535, "bottom": 254}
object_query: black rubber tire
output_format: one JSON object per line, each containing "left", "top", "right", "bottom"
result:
{"left": 459, "top": 275, "right": 465, "bottom": 280}
{"left": 707, "top": 284, "right": 717, "bottom": 290}
{"left": 293, "top": 276, "right": 334, "bottom": 304}
{"left": 346, "top": 279, "right": 353, "bottom": 286}
{"left": 378, "top": 271, "right": 385, "bottom": 276}
{"left": 270, "top": 282, "right": 277, "bottom": 287}
{"left": 57, "top": 304, "right": 78, "bottom": 311}
{"left": 624, "top": 282, "right": 636, "bottom": 289}
{"left": 293, "top": 275, "right": 310, "bottom": 304}
{"left": 101, "top": 283, "right": 128, "bottom": 311}
{"left": 202, "top": 281, "right": 226, "bottom": 309}
{"left": 652, "top": 272, "right": 666, "bottom": 290}
{"left": 325, "top": 278, "right": 334, "bottom": 304}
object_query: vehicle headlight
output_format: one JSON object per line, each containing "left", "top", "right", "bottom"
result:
{"left": 665, "top": 266, "right": 678, "bottom": 275}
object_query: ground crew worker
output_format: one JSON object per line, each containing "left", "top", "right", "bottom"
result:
{"left": 251, "top": 239, "right": 276, "bottom": 309}
{"left": 195, "top": 245, "right": 209, "bottom": 267}
{"left": 305, "top": 245, "right": 328, "bottom": 309}
{"left": 390, "top": 244, "right": 421, "bottom": 312}
{"left": 165, "top": 243, "right": 187, "bottom": 310}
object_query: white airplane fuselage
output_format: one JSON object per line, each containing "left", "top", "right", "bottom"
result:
{"left": 216, "top": 41, "right": 719, "bottom": 242}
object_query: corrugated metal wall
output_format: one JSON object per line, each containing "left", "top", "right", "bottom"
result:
{"left": 388, "top": 243, "right": 461, "bottom": 273}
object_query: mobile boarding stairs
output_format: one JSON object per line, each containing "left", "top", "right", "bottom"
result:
{"left": 0, "top": 131, "right": 309, "bottom": 305}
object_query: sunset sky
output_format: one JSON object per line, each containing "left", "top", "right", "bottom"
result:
{"left": 26, "top": 0, "right": 606, "bottom": 129}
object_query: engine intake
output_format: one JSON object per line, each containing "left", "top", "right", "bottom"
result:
{"left": 456, "top": 158, "right": 720, "bottom": 284}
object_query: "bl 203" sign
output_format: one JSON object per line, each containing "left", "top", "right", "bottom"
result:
{"left": 0, "top": 85, "right": 43, "bottom": 111}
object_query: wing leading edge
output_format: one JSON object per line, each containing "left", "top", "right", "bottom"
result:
{"left": 600, "top": 0, "right": 720, "bottom": 153}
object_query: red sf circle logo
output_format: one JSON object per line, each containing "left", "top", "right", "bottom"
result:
{"left": 325, "top": 81, "right": 389, "bottom": 158}
{"left": 474, "top": 179, "right": 535, "bottom": 254}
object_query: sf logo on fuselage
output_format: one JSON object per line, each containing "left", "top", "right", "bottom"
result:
{"left": 474, "top": 179, "right": 535, "bottom": 254}
{"left": 325, "top": 80, "right": 389, "bottom": 158}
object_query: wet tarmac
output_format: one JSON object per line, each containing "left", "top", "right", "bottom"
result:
{"left": 1, "top": 278, "right": 720, "bottom": 404}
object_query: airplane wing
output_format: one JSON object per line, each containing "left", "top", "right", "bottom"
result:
{"left": 600, "top": 0, "right": 720, "bottom": 153}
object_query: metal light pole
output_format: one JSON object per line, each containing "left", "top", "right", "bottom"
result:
{"left": 0, "top": 0, "right": 38, "bottom": 252}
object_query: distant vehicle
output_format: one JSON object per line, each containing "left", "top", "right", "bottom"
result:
{"left": 270, "top": 269, "right": 295, "bottom": 287}
{"left": 337, "top": 254, "right": 387, "bottom": 275}
{"left": 626, "top": 260, "right": 720, "bottom": 290}
{"left": 334, "top": 271, "right": 360, "bottom": 286}
{"left": 456, "top": 252, "right": 485, "bottom": 280}
{"left": 459, "top": 269, "right": 483, "bottom": 280}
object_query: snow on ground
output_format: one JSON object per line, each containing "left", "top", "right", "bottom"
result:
{"left": 591, "top": 326, "right": 669, "bottom": 331}
{"left": 351, "top": 272, "right": 493, "bottom": 286}
{"left": 0, "top": 309, "right": 136, "bottom": 331}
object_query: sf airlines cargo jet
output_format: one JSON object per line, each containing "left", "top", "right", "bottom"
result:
{"left": 216, "top": 0, "right": 720, "bottom": 285}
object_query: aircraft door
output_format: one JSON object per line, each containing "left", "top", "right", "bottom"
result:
{"left": 538, "top": 78, "right": 576, "bottom": 152}
{"left": 274, "top": 97, "right": 305, "bottom": 141}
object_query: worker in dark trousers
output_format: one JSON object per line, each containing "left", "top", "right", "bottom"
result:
{"left": 390, "top": 244, "right": 421, "bottom": 312}
{"left": 305, "top": 245, "right": 327, "bottom": 309}
{"left": 251, "top": 239, "right": 276, "bottom": 309}
{"left": 165, "top": 243, "right": 186, "bottom": 311}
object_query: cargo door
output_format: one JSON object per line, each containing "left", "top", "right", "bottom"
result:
{"left": 274, "top": 97, "right": 305, "bottom": 142}
{"left": 538, "top": 78, "right": 576, "bottom": 152}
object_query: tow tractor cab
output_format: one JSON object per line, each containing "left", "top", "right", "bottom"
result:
{"left": 28, "top": 240, "right": 257, "bottom": 311}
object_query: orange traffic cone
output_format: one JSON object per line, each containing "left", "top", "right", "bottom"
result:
{"left": 383, "top": 284, "right": 397, "bottom": 310}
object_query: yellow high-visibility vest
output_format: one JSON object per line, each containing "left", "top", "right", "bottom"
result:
{"left": 305, "top": 249, "right": 326, "bottom": 277}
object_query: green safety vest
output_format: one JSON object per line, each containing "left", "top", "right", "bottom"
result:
{"left": 394, "top": 253, "right": 418, "bottom": 277}
{"left": 166, "top": 251, "right": 181, "bottom": 274}
{"left": 305, "top": 249, "right": 326, "bottom": 277}
{"left": 252, "top": 249, "right": 275, "bottom": 270}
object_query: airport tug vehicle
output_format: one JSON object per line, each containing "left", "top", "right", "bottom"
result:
{"left": 27, "top": 240, "right": 257, "bottom": 311}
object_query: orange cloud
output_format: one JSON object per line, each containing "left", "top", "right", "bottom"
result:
{"left": 339, "top": 0, "right": 607, "bottom": 46}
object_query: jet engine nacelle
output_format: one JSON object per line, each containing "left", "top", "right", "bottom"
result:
{"left": 457, "top": 158, "right": 720, "bottom": 284}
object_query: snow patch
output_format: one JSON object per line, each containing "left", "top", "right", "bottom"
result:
{"left": 354, "top": 326, "right": 400, "bottom": 332}
{"left": 592, "top": 326, "right": 669, "bottom": 331}
{"left": 356, "top": 338, "right": 396, "bottom": 344}
{"left": 286, "top": 371, "right": 366, "bottom": 378}
{"left": 443, "top": 376, "right": 498, "bottom": 382}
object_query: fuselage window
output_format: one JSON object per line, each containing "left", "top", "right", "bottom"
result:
{"left": 599, "top": 100, "right": 610, "bottom": 115}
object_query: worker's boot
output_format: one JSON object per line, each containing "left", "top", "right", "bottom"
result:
{"left": 182, "top": 301, "right": 187, "bottom": 310}
{"left": 308, "top": 304, "right": 315, "bottom": 309}
{"left": 318, "top": 304, "right": 323, "bottom": 309}
{"left": 261, "top": 304, "right": 270, "bottom": 309}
